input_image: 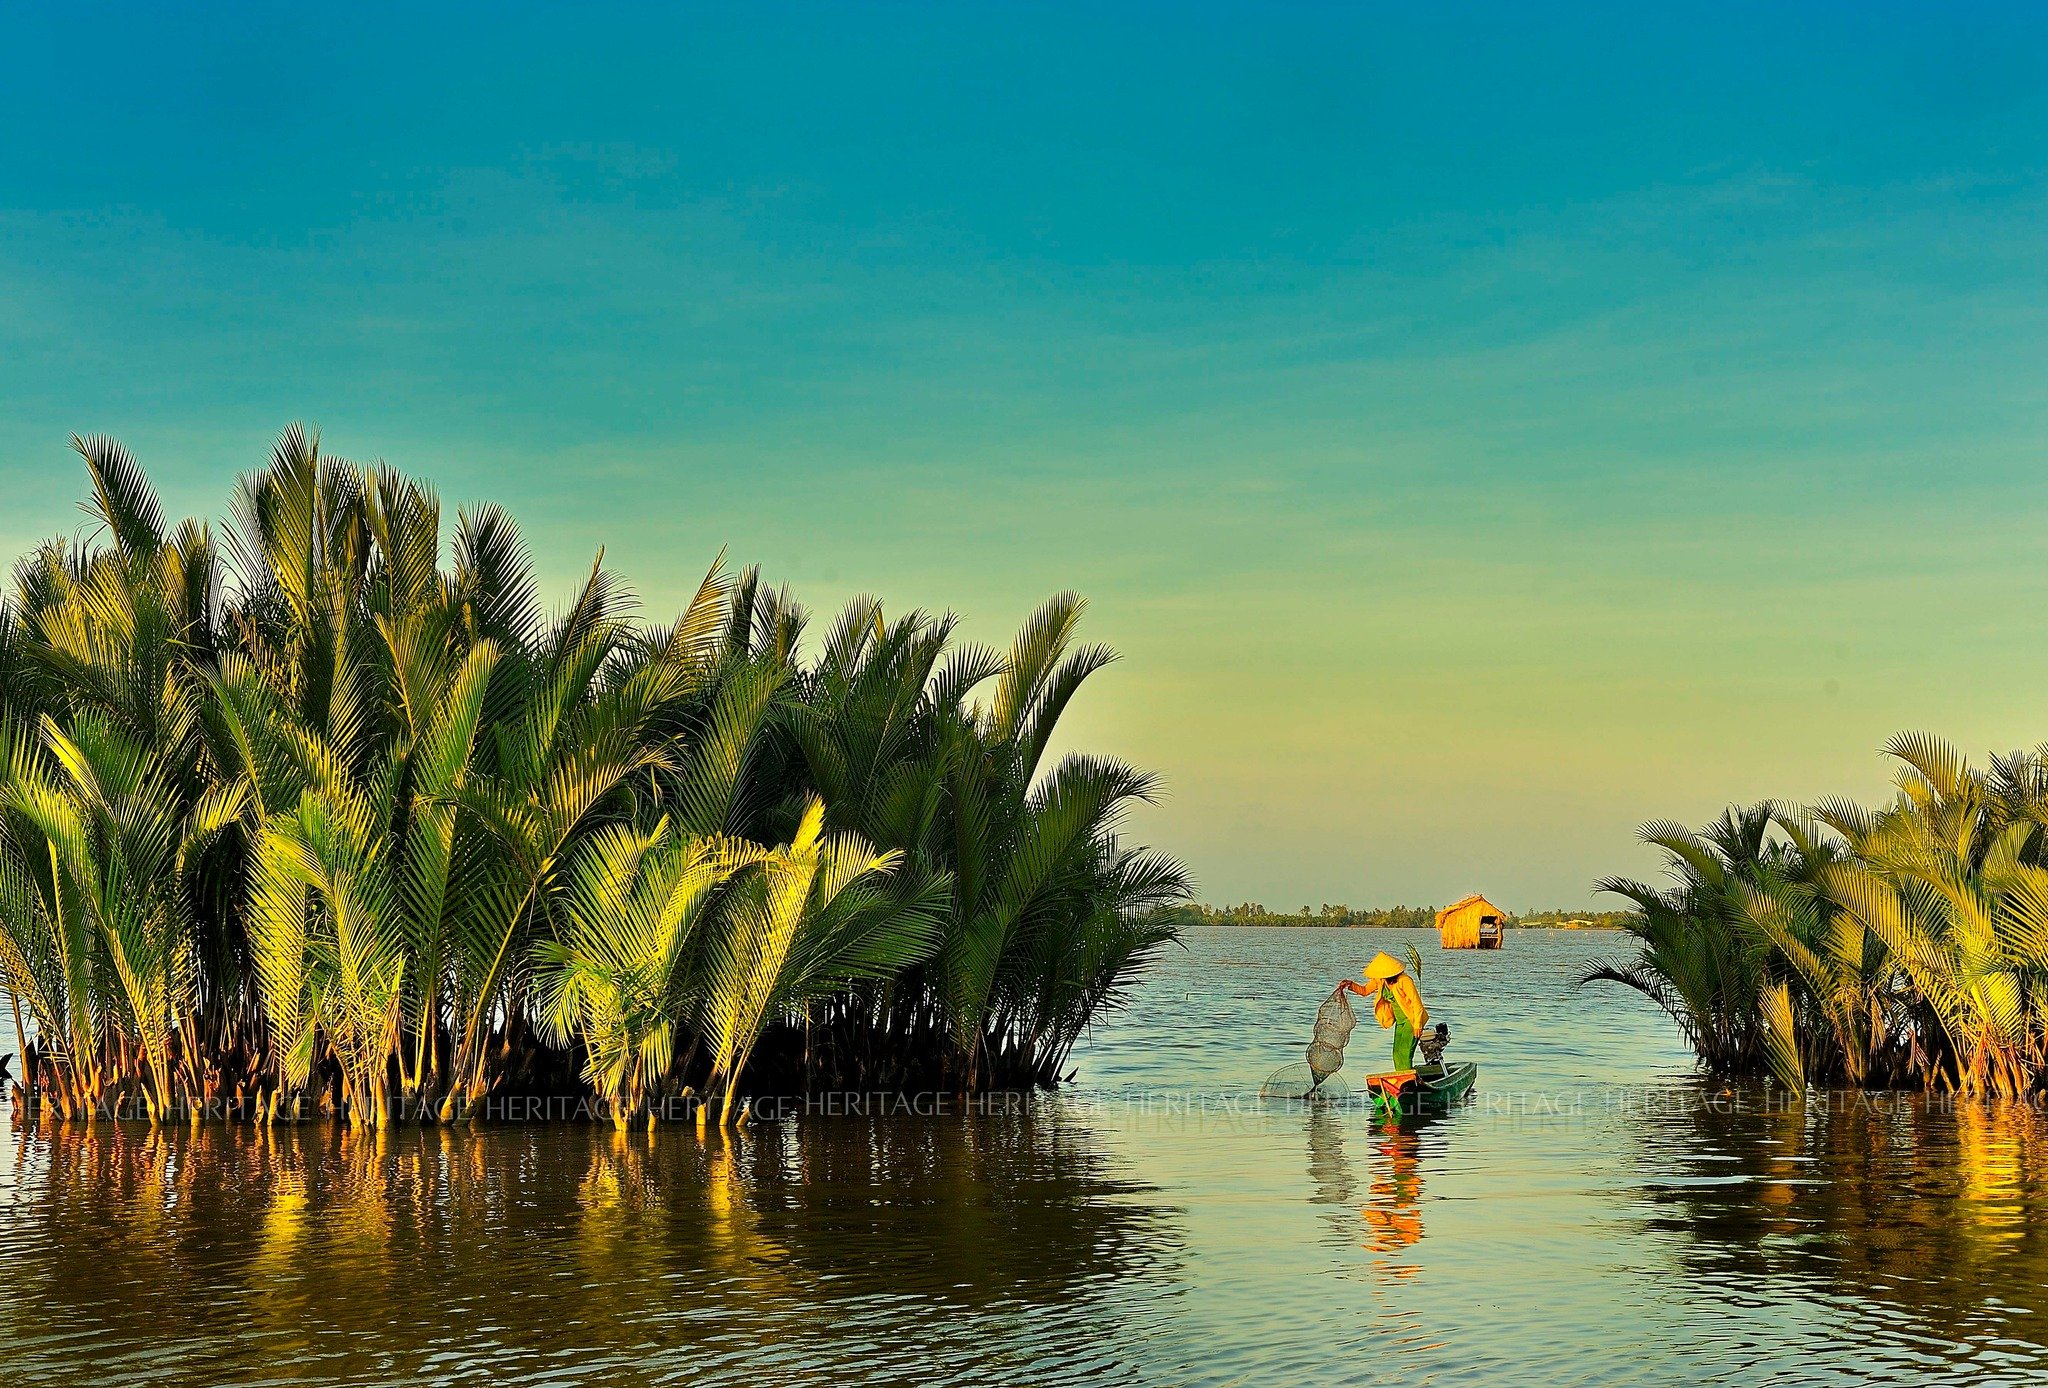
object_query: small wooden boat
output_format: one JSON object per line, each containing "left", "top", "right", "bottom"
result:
{"left": 1363, "top": 1061, "right": 1479, "bottom": 1118}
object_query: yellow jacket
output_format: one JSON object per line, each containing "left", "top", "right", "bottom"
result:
{"left": 1373, "top": 973, "right": 1428, "bottom": 1032}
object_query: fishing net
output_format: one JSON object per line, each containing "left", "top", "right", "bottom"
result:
{"left": 1259, "top": 1063, "right": 1352, "bottom": 1102}
{"left": 1306, "top": 987, "right": 1357, "bottom": 1081}
{"left": 1259, "top": 987, "right": 1359, "bottom": 1101}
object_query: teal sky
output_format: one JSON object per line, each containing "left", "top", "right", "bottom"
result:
{"left": 4, "top": 4, "right": 2047, "bottom": 908}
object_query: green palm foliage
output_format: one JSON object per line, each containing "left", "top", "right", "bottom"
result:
{"left": 784, "top": 592, "right": 1191, "bottom": 1090}
{"left": 698, "top": 797, "right": 948, "bottom": 1124}
{"left": 0, "top": 427, "right": 1186, "bottom": 1125}
{"left": 240, "top": 639, "right": 501, "bottom": 1126}
{"left": 1593, "top": 733, "right": 2048, "bottom": 1097}
{"left": 0, "top": 713, "right": 242, "bottom": 1120}
{"left": 0, "top": 435, "right": 238, "bottom": 1120}
{"left": 1590, "top": 804, "right": 1785, "bottom": 1073}
{"left": 533, "top": 820, "right": 760, "bottom": 1129}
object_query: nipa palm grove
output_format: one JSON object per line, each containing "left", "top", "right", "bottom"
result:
{"left": 1592, "top": 735, "right": 2048, "bottom": 1100}
{"left": 0, "top": 428, "right": 1190, "bottom": 1128}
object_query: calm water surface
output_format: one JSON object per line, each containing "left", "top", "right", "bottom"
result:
{"left": 5, "top": 927, "right": 2048, "bottom": 1385}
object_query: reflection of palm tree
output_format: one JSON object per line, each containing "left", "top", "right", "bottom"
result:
{"left": 1640, "top": 1084, "right": 2048, "bottom": 1365}
{"left": 246, "top": 1128, "right": 314, "bottom": 1335}
{"left": 0, "top": 1111, "right": 1184, "bottom": 1382}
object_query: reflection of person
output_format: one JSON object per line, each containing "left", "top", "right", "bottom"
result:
{"left": 1340, "top": 953, "right": 1429, "bottom": 1071}
{"left": 1363, "top": 1126, "right": 1424, "bottom": 1255}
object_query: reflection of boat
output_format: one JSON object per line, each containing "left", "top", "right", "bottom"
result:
{"left": 1300, "top": 1108, "right": 1427, "bottom": 1258}
{"left": 1363, "top": 1061, "right": 1478, "bottom": 1119}
{"left": 1362, "top": 1125, "right": 1424, "bottom": 1256}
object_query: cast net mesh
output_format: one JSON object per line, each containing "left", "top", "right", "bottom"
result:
{"left": 1259, "top": 987, "right": 1358, "bottom": 1100}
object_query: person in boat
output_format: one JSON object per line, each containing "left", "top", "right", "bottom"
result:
{"left": 1339, "top": 953, "right": 1429, "bottom": 1072}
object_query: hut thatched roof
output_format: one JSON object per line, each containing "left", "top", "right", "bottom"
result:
{"left": 1434, "top": 894, "right": 1505, "bottom": 927}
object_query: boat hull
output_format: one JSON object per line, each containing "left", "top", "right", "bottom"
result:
{"left": 1364, "top": 1061, "right": 1479, "bottom": 1118}
{"left": 1409, "top": 1060, "right": 1478, "bottom": 1111}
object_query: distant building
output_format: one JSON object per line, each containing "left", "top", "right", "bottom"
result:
{"left": 1436, "top": 894, "right": 1508, "bottom": 949}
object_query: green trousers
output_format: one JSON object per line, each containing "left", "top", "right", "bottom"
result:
{"left": 1392, "top": 1017, "right": 1416, "bottom": 1071}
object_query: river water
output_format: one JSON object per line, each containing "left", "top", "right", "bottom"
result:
{"left": 4, "top": 926, "right": 2047, "bottom": 1385}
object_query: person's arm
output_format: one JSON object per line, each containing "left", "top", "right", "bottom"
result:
{"left": 1338, "top": 979, "right": 1374, "bottom": 999}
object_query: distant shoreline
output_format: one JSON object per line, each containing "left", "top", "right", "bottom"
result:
{"left": 1182, "top": 920, "right": 1625, "bottom": 930}
{"left": 1150, "top": 906, "right": 1636, "bottom": 931}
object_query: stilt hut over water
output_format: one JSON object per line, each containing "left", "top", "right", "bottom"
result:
{"left": 1436, "top": 894, "right": 1507, "bottom": 949}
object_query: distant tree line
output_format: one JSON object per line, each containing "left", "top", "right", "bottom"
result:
{"left": 1514, "top": 909, "right": 1639, "bottom": 929}
{"left": 1153, "top": 903, "right": 1438, "bottom": 929}
{"left": 1147, "top": 903, "right": 1640, "bottom": 929}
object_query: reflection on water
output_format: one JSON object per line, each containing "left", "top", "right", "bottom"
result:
{"left": 1303, "top": 1105, "right": 1427, "bottom": 1258}
{"left": 1640, "top": 1086, "right": 2048, "bottom": 1371}
{"left": 0, "top": 1113, "right": 1178, "bottom": 1385}
{"left": 1362, "top": 1126, "right": 1424, "bottom": 1261}
{"left": 4, "top": 928, "right": 2048, "bottom": 1385}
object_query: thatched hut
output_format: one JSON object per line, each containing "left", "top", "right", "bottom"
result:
{"left": 1436, "top": 894, "right": 1507, "bottom": 949}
